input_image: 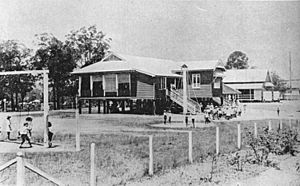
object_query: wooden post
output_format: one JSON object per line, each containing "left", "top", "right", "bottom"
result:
{"left": 268, "top": 120, "right": 272, "bottom": 131}
{"left": 149, "top": 135, "right": 153, "bottom": 176}
{"left": 237, "top": 123, "right": 241, "bottom": 150}
{"left": 90, "top": 143, "right": 95, "bottom": 186}
{"left": 216, "top": 126, "right": 219, "bottom": 155}
{"left": 97, "top": 100, "right": 101, "bottom": 113}
{"left": 88, "top": 100, "right": 92, "bottom": 114}
{"left": 289, "top": 118, "right": 292, "bottom": 129}
{"left": 43, "top": 71, "right": 49, "bottom": 147}
{"left": 188, "top": 131, "right": 193, "bottom": 163}
{"left": 182, "top": 65, "right": 188, "bottom": 115}
{"left": 254, "top": 123, "right": 257, "bottom": 138}
{"left": 75, "top": 96, "right": 80, "bottom": 152}
{"left": 16, "top": 152, "right": 25, "bottom": 186}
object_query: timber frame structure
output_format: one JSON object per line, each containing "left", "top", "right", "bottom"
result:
{"left": 72, "top": 52, "right": 226, "bottom": 115}
{"left": 0, "top": 70, "right": 50, "bottom": 147}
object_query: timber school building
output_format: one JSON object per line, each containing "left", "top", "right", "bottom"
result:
{"left": 72, "top": 53, "right": 275, "bottom": 114}
{"left": 223, "top": 69, "right": 277, "bottom": 102}
{"left": 72, "top": 53, "right": 226, "bottom": 115}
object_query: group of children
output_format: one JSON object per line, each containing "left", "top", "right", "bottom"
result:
{"left": 204, "top": 103, "right": 243, "bottom": 123}
{"left": 1, "top": 115, "right": 54, "bottom": 148}
{"left": 163, "top": 110, "right": 197, "bottom": 128}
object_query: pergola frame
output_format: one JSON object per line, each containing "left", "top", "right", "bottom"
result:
{"left": 0, "top": 70, "right": 49, "bottom": 147}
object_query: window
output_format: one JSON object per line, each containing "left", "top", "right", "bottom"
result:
{"left": 160, "top": 77, "right": 166, "bottom": 89}
{"left": 192, "top": 74, "right": 201, "bottom": 88}
{"left": 214, "top": 78, "right": 221, "bottom": 88}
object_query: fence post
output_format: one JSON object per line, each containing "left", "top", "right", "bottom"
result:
{"left": 289, "top": 118, "right": 292, "bottom": 129}
{"left": 188, "top": 131, "right": 193, "bottom": 163}
{"left": 149, "top": 135, "right": 153, "bottom": 176}
{"left": 90, "top": 143, "right": 95, "bottom": 186}
{"left": 280, "top": 119, "right": 283, "bottom": 130}
{"left": 254, "top": 122, "right": 257, "bottom": 138}
{"left": 268, "top": 120, "right": 272, "bottom": 131}
{"left": 216, "top": 126, "right": 219, "bottom": 155}
{"left": 237, "top": 124, "right": 241, "bottom": 150}
{"left": 16, "top": 152, "right": 25, "bottom": 186}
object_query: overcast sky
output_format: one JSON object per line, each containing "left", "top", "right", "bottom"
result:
{"left": 0, "top": 0, "right": 299, "bottom": 79}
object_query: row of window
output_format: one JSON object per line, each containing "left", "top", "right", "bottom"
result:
{"left": 192, "top": 74, "right": 221, "bottom": 89}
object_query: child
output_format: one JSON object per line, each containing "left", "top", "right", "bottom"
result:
{"left": 168, "top": 110, "right": 172, "bottom": 124}
{"left": 191, "top": 114, "right": 196, "bottom": 128}
{"left": 204, "top": 111, "right": 210, "bottom": 124}
{"left": 5, "top": 115, "right": 12, "bottom": 140}
{"left": 19, "top": 122, "right": 32, "bottom": 148}
{"left": 25, "top": 117, "right": 33, "bottom": 138}
{"left": 185, "top": 113, "right": 189, "bottom": 127}
{"left": 163, "top": 110, "right": 167, "bottom": 124}
{"left": 48, "top": 122, "right": 54, "bottom": 148}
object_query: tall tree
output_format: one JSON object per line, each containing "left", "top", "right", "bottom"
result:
{"left": 271, "top": 71, "right": 287, "bottom": 92}
{"left": 33, "top": 34, "right": 77, "bottom": 109}
{"left": 225, "top": 51, "right": 249, "bottom": 69}
{"left": 0, "top": 40, "right": 34, "bottom": 111}
{"left": 65, "top": 25, "right": 111, "bottom": 67}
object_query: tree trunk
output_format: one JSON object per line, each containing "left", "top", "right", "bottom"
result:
{"left": 53, "top": 84, "right": 57, "bottom": 110}
{"left": 10, "top": 91, "right": 14, "bottom": 111}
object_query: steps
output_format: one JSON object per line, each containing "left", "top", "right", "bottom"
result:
{"left": 167, "top": 88, "right": 202, "bottom": 114}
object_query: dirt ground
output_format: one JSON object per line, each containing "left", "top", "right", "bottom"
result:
{"left": 0, "top": 100, "right": 300, "bottom": 185}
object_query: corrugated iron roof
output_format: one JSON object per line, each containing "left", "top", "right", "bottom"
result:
{"left": 223, "top": 69, "right": 270, "bottom": 83}
{"left": 72, "top": 53, "right": 224, "bottom": 77}
{"left": 225, "top": 83, "right": 264, "bottom": 90}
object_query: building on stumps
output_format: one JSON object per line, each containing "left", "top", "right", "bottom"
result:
{"left": 72, "top": 52, "right": 226, "bottom": 114}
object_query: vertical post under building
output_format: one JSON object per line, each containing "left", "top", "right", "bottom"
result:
{"left": 43, "top": 71, "right": 49, "bottom": 147}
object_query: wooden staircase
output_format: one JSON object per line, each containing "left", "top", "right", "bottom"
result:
{"left": 167, "top": 88, "right": 202, "bottom": 114}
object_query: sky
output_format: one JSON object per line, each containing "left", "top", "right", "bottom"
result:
{"left": 0, "top": 0, "right": 299, "bottom": 79}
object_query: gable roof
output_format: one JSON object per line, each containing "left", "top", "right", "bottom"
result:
{"left": 72, "top": 53, "right": 224, "bottom": 77}
{"left": 223, "top": 69, "right": 271, "bottom": 83}
{"left": 72, "top": 53, "right": 180, "bottom": 77}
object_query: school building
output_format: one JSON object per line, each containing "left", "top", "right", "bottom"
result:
{"left": 72, "top": 52, "right": 226, "bottom": 114}
{"left": 223, "top": 69, "right": 277, "bottom": 102}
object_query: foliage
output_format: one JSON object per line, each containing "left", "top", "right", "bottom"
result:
{"left": 0, "top": 40, "right": 34, "bottom": 110}
{"left": 271, "top": 71, "right": 288, "bottom": 92}
{"left": 65, "top": 25, "right": 111, "bottom": 68}
{"left": 244, "top": 127, "right": 298, "bottom": 166}
{"left": 225, "top": 51, "right": 249, "bottom": 69}
{"left": 32, "top": 33, "right": 77, "bottom": 109}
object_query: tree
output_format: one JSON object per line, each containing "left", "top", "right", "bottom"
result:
{"left": 225, "top": 51, "right": 249, "bottom": 69}
{"left": 0, "top": 40, "right": 34, "bottom": 111}
{"left": 271, "top": 71, "right": 287, "bottom": 92}
{"left": 32, "top": 33, "right": 77, "bottom": 109}
{"left": 65, "top": 25, "right": 111, "bottom": 67}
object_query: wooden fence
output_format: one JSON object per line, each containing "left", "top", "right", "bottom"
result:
{"left": 1, "top": 118, "right": 299, "bottom": 186}
{"left": 0, "top": 152, "right": 65, "bottom": 186}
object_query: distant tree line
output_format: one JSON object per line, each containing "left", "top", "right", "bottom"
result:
{"left": 0, "top": 25, "right": 111, "bottom": 111}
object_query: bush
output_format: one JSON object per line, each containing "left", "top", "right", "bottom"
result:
{"left": 244, "top": 127, "right": 299, "bottom": 166}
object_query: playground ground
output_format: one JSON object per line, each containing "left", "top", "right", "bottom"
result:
{"left": 0, "top": 100, "right": 299, "bottom": 185}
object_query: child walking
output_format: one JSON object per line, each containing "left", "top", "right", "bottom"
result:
{"left": 19, "top": 122, "right": 32, "bottom": 148}
{"left": 48, "top": 122, "right": 54, "bottom": 148}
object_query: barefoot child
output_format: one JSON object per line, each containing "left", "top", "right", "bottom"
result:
{"left": 19, "top": 122, "right": 32, "bottom": 148}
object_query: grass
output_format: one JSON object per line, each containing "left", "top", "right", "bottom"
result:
{"left": 0, "top": 113, "right": 299, "bottom": 186}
